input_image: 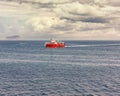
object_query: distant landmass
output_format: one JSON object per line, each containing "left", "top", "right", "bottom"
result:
{"left": 6, "top": 35, "right": 20, "bottom": 39}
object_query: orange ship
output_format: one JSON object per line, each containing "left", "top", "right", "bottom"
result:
{"left": 44, "top": 39, "right": 65, "bottom": 48}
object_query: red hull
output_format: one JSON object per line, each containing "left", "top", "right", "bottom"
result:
{"left": 44, "top": 39, "right": 65, "bottom": 48}
{"left": 45, "top": 43, "right": 65, "bottom": 48}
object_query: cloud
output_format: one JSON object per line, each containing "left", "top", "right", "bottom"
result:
{"left": 26, "top": 16, "right": 64, "bottom": 32}
{"left": 51, "top": 23, "right": 74, "bottom": 31}
{"left": 0, "top": 0, "right": 120, "bottom": 40}
{"left": 54, "top": 2, "right": 103, "bottom": 16}
{"left": 52, "top": 1, "right": 120, "bottom": 24}
{"left": 93, "top": 0, "right": 108, "bottom": 4}
{"left": 53, "top": 2, "right": 110, "bottom": 24}
{"left": 0, "top": 23, "right": 5, "bottom": 32}
{"left": 33, "top": 0, "right": 70, "bottom": 4}
{"left": 80, "top": 17, "right": 108, "bottom": 23}
{"left": 6, "top": 35, "right": 20, "bottom": 39}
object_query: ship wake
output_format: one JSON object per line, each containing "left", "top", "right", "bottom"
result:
{"left": 65, "top": 44, "right": 120, "bottom": 48}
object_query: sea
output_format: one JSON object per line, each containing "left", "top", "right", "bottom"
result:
{"left": 0, "top": 40, "right": 120, "bottom": 96}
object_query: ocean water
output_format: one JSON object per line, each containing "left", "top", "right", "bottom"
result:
{"left": 0, "top": 40, "right": 120, "bottom": 96}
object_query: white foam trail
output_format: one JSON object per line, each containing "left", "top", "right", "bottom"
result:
{"left": 65, "top": 44, "right": 120, "bottom": 48}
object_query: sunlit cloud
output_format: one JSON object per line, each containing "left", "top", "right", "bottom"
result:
{"left": 26, "top": 16, "right": 63, "bottom": 31}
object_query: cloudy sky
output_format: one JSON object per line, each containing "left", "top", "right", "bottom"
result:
{"left": 0, "top": 0, "right": 120, "bottom": 40}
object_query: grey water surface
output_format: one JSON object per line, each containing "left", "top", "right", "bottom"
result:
{"left": 0, "top": 40, "right": 120, "bottom": 96}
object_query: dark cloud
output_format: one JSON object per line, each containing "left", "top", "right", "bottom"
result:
{"left": 60, "top": 16, "right": 108, "bottom": 23}
{"left": 0, "top": 0, "right": 71, "bottom": 7}
{"left": 69, "top": 11, "right": 90, "bottom": 16}
{"left": 6, "top": 35, "right": 20, "bottom": 39}
{"left": 80, "top": 17, "right": 108, "bottom": 23}
{"left": 77, "top": 26, "right": 111, "bottom": 32}
{"left": 32, "top": 3, "right": 55, "bottom": 9}
{"left": 51, "top": 23, "right": 73, "bottom": 31}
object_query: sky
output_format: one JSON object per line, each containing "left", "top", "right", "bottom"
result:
{"left": 0, "top": 0, "right": 120, "bottom": 40}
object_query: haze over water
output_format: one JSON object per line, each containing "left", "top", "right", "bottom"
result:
{"left": 0, "top": 40, "right": 120, "bottom": 96}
